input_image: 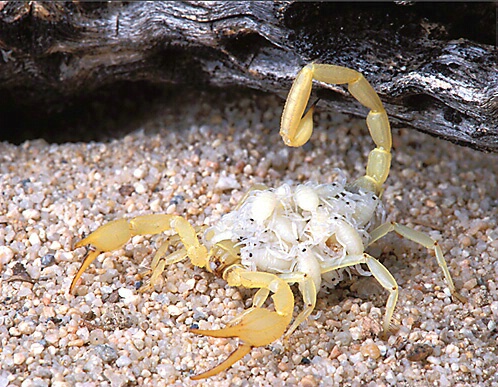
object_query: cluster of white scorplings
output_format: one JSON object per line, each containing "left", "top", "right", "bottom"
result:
{"left": 206, "top": 177, "right": 384, "bottom": 291}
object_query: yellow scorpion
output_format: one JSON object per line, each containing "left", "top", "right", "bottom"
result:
{"left": 70, "top": 63, "right": 464, "bottom": 379}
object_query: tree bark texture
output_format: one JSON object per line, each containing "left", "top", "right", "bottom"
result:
{"left": 0, "top": 1, "right": 496, "bottom": 151}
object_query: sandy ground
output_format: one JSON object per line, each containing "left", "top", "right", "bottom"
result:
{"left": 1, "top": 90, "right": 497, "bottom": 387}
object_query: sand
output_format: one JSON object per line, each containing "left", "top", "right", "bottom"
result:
{"left": 1, "top": 90, "right": 497, "bottom": 386}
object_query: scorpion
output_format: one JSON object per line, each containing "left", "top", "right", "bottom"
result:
{"left": 70, "top": 63, "right": 464, "bottom": 379}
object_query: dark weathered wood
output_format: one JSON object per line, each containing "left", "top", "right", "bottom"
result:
{"left": 0, "top": 1, "right": 496, "bottom": 151}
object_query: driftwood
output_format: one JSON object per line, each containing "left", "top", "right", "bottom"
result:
{"left": 0, "top": 1, "right": 496, "bottom": 151}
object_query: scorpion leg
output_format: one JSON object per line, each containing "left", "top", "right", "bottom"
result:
{"left": 140, "top": 247, "right": 188, "bottom": 292}
{"left": 70, "top": 214, "right": 208, "bottom": 293}
{"left": 190, "top": 268, "right": 294, "bottom": 380}
{"left": 221, "top": 288, "right": 271, "bottom": 328}
{"left": 321, "top": 253, "right": 399, "bottom": 333}
{"left": 369, "top": 222, "right": 466, "bottom": 303}
{"left": 278, "top": 272, "right": 317, "bottom": 340}
{"left": 280, "top": 63, "right": 392, "bottom": 195}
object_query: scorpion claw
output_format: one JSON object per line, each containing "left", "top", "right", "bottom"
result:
{"left": 190, "top": 307, "right": 291, "bottom": 379}
{"left": 69, "top": 250, "right": 102, "bottom": 294}
{"left": 190, "top": 344, "right": 252, "bottom": 380}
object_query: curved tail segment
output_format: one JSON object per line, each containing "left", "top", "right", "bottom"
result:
{"left": 280, "top": 63, "right": 392, "bottom": 196}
